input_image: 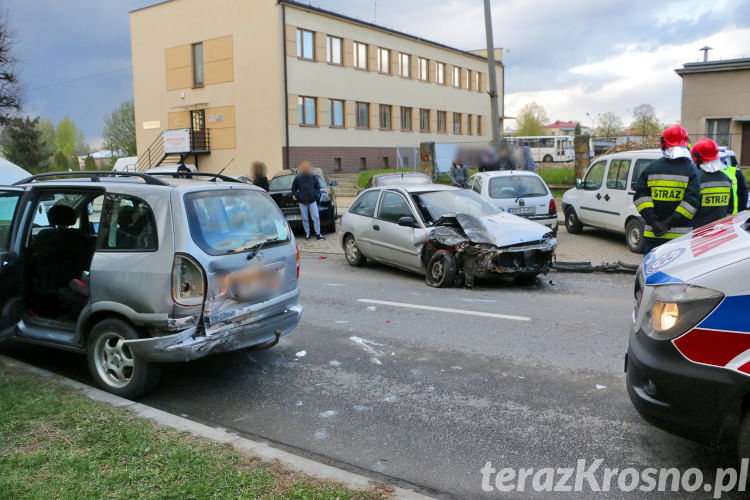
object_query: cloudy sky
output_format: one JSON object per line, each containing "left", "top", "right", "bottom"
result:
{"left": 5, "top": 0, "right": 750, "bottom": 143}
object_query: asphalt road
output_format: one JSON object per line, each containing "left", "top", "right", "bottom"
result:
{"left": 1, "top": 255, "right": 739, "bottom": 499}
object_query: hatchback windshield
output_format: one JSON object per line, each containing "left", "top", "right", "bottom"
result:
{"left": 489, "top": 175, "right": 548, "bottom": 199}
{"left": 184, "top": 189, "right": 289, "bottom": 255}
{"left": 411, "top": 190, "right": 498, "bottom": 225}
{"left": 269, "top": 174, "right": 325, "bottom": 191}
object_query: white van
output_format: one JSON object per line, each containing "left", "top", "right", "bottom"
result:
{"left": 562, "top": 150, "right": 663, "bottom": 253}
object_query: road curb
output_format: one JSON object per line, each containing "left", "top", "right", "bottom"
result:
{"left": 0, "top": 354, "right": 435, "bottom": 500}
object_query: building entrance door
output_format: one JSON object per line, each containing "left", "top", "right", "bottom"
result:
{"left": 742, "top": 123, "right": 750, "bottom": 167}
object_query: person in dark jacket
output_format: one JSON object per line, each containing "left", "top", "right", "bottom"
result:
{"left": 449, "top": 157, "right": 469, "bottom": 188}
{"left": 251, "top": 161, "right": 269, "bottom": 191}
{"left": 291, "top": 160, "right": 323, "bottom": 240}
{"left": 633, "top": 125, "right": 701, "bottom": 254}
{"left": 691, "top": 138, "right": 733, "bottom": 228}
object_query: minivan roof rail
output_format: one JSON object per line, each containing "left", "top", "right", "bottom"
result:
{"left": 147, "top": 172, "right": 242, "bottom": 183}
{"left": 14, "top": 171, "right": 169, "bottom": 186}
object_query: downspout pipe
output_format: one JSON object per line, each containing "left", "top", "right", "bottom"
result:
{"left": 280, "top": 1, "right": 291, "bottom": 170}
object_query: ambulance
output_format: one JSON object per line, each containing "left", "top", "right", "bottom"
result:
{"left": 626, "top": 213, "right": 750, "bottom": 456}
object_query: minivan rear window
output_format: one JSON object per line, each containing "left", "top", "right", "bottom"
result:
{"left": 184, "top": 189, "right": 289, "bottom": 255}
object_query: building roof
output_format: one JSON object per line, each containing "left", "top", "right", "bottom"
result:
{"left": 545, "top": 121, "right": 588, "bottom": 130}
{"left": 676, "top": 57, "right": 750, "bottom": 76}
{"left": 132, "top": 0, "right": 503, "bottom": 65}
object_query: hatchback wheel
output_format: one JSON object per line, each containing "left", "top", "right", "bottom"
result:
{"left": 344, "top": 235, "right": 365, "bottom": 267}
{"left": 625, "top": 218, "right": 645, "bottom": 254}
{"left": 87, "top": 318, "right": 160, "bottom": 398}
{"left": 425, "top": 251, "right": 457, "bottom": 288}
{"left": 564, "top": 207, "right": 583, "bottom": 234}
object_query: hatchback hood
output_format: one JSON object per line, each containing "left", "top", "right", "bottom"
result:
{"left": 643, "top": 213, "right": 750, "bottom": 284}
{"left": 434, "top": 212, "right": 553, "bottom": 248}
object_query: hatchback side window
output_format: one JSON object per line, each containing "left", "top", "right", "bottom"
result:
{"left": 350, "top": 191, "right": 379, "bottom": 217}
{"left": 377, "top": 191, "right": 413, "bottom": 223}
{"left": 583, "top": 161, "right": 606, "bottom": 191}
{"left": 631, "top": 159, "right": 654, "bottom": 190}
{"left": 0, "top": 191, "right": 21, "bottom": 251}
{"left": 97, "top": 194, "right": 157, "bottom": 251}
{"left": 472, "top": 177, "right": 482, "bottom": 194}
{"left": 606, "top": 160, "right": 631, "bottom": 190}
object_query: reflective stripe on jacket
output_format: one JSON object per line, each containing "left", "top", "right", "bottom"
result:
{"left": 721, "top": 165, "right": 739, "bottom": 214}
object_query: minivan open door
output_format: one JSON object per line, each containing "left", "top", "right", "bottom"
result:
{"left": 0, "top": 188, "right": 24, "bottom": 339}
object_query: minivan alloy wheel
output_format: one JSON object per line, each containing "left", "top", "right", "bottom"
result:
{"left": 93, "top": 332, "right": 135, "bottom": 388}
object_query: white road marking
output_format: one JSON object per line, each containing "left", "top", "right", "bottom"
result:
{"left": 356, "top": 299, "right": 531, "bottom": 322}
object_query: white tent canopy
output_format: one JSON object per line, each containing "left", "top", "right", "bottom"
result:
{"left": 0, "top": 157, "right": 31, "bottom": 185}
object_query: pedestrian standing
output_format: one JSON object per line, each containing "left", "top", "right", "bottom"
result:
{"left": 291, "top": 160, "right": 324, "bottom": 240}
{"left": 449, "top": 157, "right": 469, "bottom": 188}
{"left": 251, "top": 161, "right": 269, "bottom": 191}
{"left": 520, "top": 146, "right": 537, "bottom": 172}
{"left": 633, "top": 125, "right": 701, "bottom": 254}
{"left": 691, "top": 139, "right": 733, "bottom": 228}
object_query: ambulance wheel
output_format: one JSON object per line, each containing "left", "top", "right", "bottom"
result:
{"left": 564, "top": 207, "right": 583, "bottom": 234}
{"left": 738, "top": 410, "right": 750, "bottom": 460}
{"left": 625, "top": 218, "right": 645, "bottom": 254}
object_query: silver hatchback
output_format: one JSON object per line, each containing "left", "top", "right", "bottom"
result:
{"left": 0, "top": 172, "right": 301, "bottom": 397}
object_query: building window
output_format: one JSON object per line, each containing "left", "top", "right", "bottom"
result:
{"left": 420, "top": 108, "right": 430, "bottom": 132}
{"left": 360, "top": 157, "right": 367, "bottom": 170}
{"left": 328, "top": 99, "right": 344, "bottom": 128}
{"left": 474, "top": 72, "right": 481, "bottom": 91}
{"left": 465, "top": 69, "right": 471, "bottom": 90}
{"left": 296, "top": 29, "right": 315, "bottom": 60}
{"left": 356, "top": 102, "right": 369, "bottom": 128}
{"left": 401, "top": 106, "right": 412, "bottom": 131}
{"left": 326, "top": 35, "right": 342, "bottom": 64}
{"left": 377, "top": 47, "right": 390, "bottom": 74}
{"left": 705, "top": 118, "right": 731, "bottom": 147}
{"left": 379, "top": 104, "right": 392, "bottom": 130}
{"left": 334, "top": 158, "right": 342, "bottom": 171}
{"left": 192, "top": 42, "right": 204, "bottom": 87}
{"left": 436, "top": 62, "right": 445, "bottom": 84}
{"left": 399, "top": 53, "right": 411, "bottom": 77}
{"left": 402, "top": 155, "right": 409, "bottom": 167}
{"left": 353, "top": 42, "right": 368, "bottom": 69}
{"left": 453, "top": 112, "right": 462, "bottom": 134}
{"left": 298, "top": 96, "right": 317, "bottom": 126}
{"left": 437, "top": 111, "right": 446, "bottom": 133}
{"left": 418, "top": 57, "right": 429, "bottom": 81}
{"left": 467, "top": 114, "right": 473, "bottom": 135}
{"left": 452, "top": 66, "right": 461, "bottom": 87}
{"left": 477, "top": 115, "right": 483, "bottom": 135}
{"left": 383, "top": 157, "right": 389, "bottom": 168}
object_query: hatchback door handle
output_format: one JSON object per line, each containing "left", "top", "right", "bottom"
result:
{"left": 373, "top": 224, "right": 380, "bottom": 231}
{"left": 604, "top": 194, "right": 610, "bottom": 201}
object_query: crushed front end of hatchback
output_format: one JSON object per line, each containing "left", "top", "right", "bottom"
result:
{"left": 421, "top": 213, "right": 556, "bottom": 287}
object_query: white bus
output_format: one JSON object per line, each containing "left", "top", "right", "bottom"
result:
{"left": 505, "top": 136, "right": 577, "bottom": 163}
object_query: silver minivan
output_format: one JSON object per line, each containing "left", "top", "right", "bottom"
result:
{"left": 0, "top": 172, "right": 302, "bottom": 397}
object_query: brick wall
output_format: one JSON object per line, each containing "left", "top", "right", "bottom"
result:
{"left": 286, "top": 146, "right": 418, "bottom": 173}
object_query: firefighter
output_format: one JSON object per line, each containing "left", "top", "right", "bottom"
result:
{"left": 719, "top": 150, "right": 748, "bottom": 214}
{"left": 691, "top": 138, "right": 733, "bottom": 228}
{"left": 633, "top": 125, "right": 701, "bottom": 253}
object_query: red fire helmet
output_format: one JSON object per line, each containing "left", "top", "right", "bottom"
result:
{"left": 691, "top": 138, "right": 720, "bottom": 165}
{"left": 660, "top": 125, "right": 690, "bottom": 149}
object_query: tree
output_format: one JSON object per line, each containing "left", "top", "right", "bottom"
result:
{"left": 102, "top": 100, "right": 136, "bottom": 157}
{"left": 84, "top": 155, "right": 98, "bottom": 171}
{"left": 0, "top": 117, "right": 50, "bottom": 172}
{"left": 51, "top": 150, "right": 71, "bottom": 172}
{"left": 55, "top": 116, "right": 86, "bottom": 157}
{"left": 574, "top": 122, "right": 582, "bottom": 136}
{"left": 515, "top": 102, "right": 549, "bottom": 136}
{"left": 630, "top": 104, "right": 660, "bottom": 136}
{"left": 0, "top": 13, "right": 22, "bottom": 125}
{"left": 595, "top": 112, "right": 623, "bottom": 138}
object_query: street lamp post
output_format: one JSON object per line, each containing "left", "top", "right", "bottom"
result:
{"left": 483, "top": 0, "right": 502, "bottom": 148}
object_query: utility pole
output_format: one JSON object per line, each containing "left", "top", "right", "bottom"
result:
{"left": 483, "top": 0, "right": 502, "bottom": 148}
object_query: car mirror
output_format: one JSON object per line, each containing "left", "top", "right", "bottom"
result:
{"left": 575, "top": 178, "right": 582, "bottom": 189}
{"left": 330, "top": 181, "right": 338, "bottom": 186}
{"left": 398, "top": 216, "right": 417, "bottom": 228}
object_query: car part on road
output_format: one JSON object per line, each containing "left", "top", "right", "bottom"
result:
{"left": 625, "top": 218, "right": 645, "bottom": 254}
{"left": 552, "top": 261, "right": 638, "bottom": 274}
{"left": 86, "top": 318, "right": 160, "bottom": 398}
{"left": 564, "top": 207, "right": 583, "bottom": 234}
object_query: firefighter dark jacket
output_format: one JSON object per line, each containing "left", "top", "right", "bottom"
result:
{"left": 633, "top": 156, "right": 701, "bottom": 240}
{"left": 694, "top": 169, "right": 733, "bottom": 228}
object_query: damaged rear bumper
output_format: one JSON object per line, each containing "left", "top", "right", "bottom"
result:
{"left": 124, "top": 304, "right": 302, "bottom": 363}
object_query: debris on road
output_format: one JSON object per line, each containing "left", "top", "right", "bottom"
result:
{"left": 295, "top": 350, "right": 307, "bottom": 358}
{"left": 552, "top": 260, "right": 639, "bottom": 274}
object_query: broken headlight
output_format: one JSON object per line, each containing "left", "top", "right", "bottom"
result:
{"left": 640, "top": 284, "right": 723, "bottom": 341}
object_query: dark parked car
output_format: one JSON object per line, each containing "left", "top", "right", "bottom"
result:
{"left": 269, "top": 168, "right": 337, "bottom": 233}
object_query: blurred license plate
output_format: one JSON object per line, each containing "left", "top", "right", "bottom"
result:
{"left": 286, "top": 214, "right": 302, "bottom": 221}
{"left": 509, "top": 207, "right": 534, "bottom": 215}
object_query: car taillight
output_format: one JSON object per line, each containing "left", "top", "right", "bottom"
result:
{"left": 296, "top": 244, "right": 300, "bottom": 280}
{"left": 172, "top": 254, "right": 205, "bottom": 306}
{"left": 548, "top": 198, "right": 557, "bottom": 215}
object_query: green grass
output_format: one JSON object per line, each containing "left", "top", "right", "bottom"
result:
{"left": 0, "top": 366, "right": 383, "bottom": 500}
{"left": 537, "top": 167, "right": 576, "bottom": 186}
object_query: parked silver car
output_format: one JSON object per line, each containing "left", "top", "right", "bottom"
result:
{"left": 340, "top": 185, "right": 557, "bottom": 287}
{"left": 0, "top": 172, "right": 302, "bottom": 397}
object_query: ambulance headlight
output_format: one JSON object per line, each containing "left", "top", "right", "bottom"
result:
{"left": 642, "top": 284, "right": 724, "bottom": 341}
